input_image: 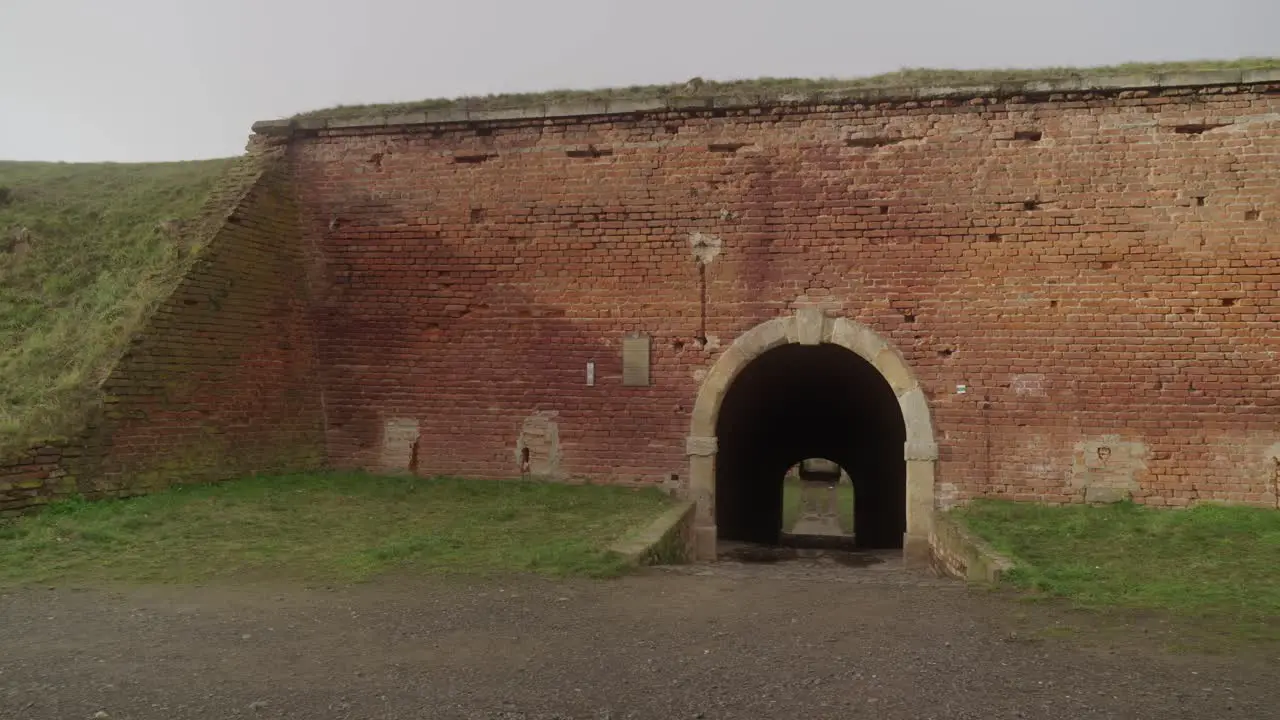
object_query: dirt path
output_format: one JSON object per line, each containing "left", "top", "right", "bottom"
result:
{"left": 1, "top": 556, "right": 1272, "bottom": 719}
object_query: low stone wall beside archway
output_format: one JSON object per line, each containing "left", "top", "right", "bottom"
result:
{"left": 687, "top": 307, "right": 939, "bottom": 562}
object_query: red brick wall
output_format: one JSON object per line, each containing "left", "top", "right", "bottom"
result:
{"left": 292, "top": 83, "right": 1280, "bottom": 508}
{"left": 0, "top": 150, "right": 326, "bottom": 514}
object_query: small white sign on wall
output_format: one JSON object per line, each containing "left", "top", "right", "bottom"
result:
{"left": 586, "top": 361, "right": 595, "bottom": 387}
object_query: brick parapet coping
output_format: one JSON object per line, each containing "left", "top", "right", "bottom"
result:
{"left": 252, "top": 69, "right": 1280, "bottom": 137}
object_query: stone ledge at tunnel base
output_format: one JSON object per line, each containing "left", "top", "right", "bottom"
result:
{"left": 929, "top": 514, "right": 1016, "bottom": 583}
{"left": 608, "top": 499, "right": 698, "bottom": 566}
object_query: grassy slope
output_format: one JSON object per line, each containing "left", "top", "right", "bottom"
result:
{"left": 296, "top": 57, "right": 1280, "bottom": 120}
{"left": 0, "top": 473, "right": 674, "bottom": 583}
{"left": 0, "top": 159, "right": 236, "bottom": 454}
{"left": 958, "top": 500, "right": 1280, "bottom": 632}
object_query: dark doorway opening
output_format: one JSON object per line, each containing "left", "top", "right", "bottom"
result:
{"left": 715, "top": 343, "right": 906, "bottom": 548}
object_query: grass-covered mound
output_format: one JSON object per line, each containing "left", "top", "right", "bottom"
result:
{"left": 958, "top": 499, "right": 1280, "bottom": 638}
{"left": 0, "top": 473, "right": 674, "bottom": 583}
{"left": 295, "top": 58, "right": 1280, "bottom": 121}
{"left": 0, "top": 158, "right": 238, "bottom": 454}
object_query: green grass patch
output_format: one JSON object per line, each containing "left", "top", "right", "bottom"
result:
{"left": 781, "top": 477, "right": 853, "bottom": 533}
{"left": 957, "top": 500, "right": 1280, "bottom": 633}
{"left": 0, "top": 159, "right": 237, "bottom": 454}
{"left": 295, "top": 57, "right": 1280, "bottom": 120}
{"left": 0, "top": 473, "right": 674, "bottom": 585}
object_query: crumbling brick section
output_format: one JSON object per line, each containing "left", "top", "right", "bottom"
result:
{"left": 0, "top": 445, "right": 73, "bottom": 515}
{"left": 0, "top": 147, "right": 326, "bottom": 515}
{"left": 289, "top": 79, "right": 1279, "bottom": 508}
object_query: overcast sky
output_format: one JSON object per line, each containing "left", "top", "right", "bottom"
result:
{"left": 2, "top": 0, "right": 1277, "bottom": 163}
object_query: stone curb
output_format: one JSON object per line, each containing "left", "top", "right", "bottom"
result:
{"left": 608, "top": 498, "right": 697, "bottom": 567}
{"left": 252, "top": 69, "right": 1280, "bottom": 136}
{"left": 929, "top": 513, "right": 1015, "bottom": 584}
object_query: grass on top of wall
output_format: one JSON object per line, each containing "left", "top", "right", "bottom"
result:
{"left": 956, "top": 499, "right": 1280, "bottom": 640}
{"left": 0, "top": 158, "right": 237, "bottom": 455}
{"left": 0, "top": 473, "right": 675, "bottom": 585}
{"left": 294, "top": 57, "right": 1280, "bottom": 120}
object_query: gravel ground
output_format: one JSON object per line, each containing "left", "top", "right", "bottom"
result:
{"left": 1, "top": 553, "right": 1273, "bottom": 720}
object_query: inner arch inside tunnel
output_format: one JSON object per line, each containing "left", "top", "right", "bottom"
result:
{"left": 715, "top": 343, "right": 906, "bottom": 548}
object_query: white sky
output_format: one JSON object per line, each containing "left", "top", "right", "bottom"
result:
{"left": 2, "top": 0, "right": 1277, "bottom": 162}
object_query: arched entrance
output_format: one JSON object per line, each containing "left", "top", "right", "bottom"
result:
{"left": 716, "top": 342, "right": 905, "bottom": 547}
{"left": 687, "top": 308, "right": 938, "bottom": 563}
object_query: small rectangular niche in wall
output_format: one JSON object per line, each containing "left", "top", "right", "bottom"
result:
{"left": 622, "top": 333, "right": 651, "bottom": 387}
{"left": 565, "top": 145, "right": 613, "bottom": 159}
{"left": 380, "top": 418, "right": 420, "bottom": 474}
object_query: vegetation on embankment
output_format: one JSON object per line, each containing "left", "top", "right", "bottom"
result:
{"left": 0, "top": 158, "right": 238, "bottom": 455}
{"left": 0, "top": 473, "right": 674, "bottom": 584}
{"left": 294, "top": 57, "right": 1280, "bottom": 120}
{"left": 957, "top": 499, "right": 1280, "bottom": 640}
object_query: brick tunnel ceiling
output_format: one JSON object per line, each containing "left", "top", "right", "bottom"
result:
{"left": 715, "top": 343, "right": 906, "bottom": 548}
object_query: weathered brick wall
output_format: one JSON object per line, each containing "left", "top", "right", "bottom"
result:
{"left": 0, "top": 149, "right": 326, "bottom": 514}
{"left": 86, "top": 150, "right": 326, "bottom": 496}
{"left": 291, "top": 80, "right": 1280, "bottom": 508}
{"left": 0, "top": 444, "right": 74, "bottom": 515}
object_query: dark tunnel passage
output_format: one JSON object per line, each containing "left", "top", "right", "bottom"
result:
{"left": 715, "top": 343, "right": 907, "bottom": 548}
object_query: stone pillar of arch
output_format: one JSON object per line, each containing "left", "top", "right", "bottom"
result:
{"left": 686, "top": 307, "right": 939, "bottom": 563}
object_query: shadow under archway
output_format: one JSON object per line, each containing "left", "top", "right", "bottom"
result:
{"left": 715, "top": 343, "right": 906, "bottom": 548}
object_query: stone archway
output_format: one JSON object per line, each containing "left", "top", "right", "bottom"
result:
{"left": 687, "top": 308, "right": 938, "bottom": 562}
